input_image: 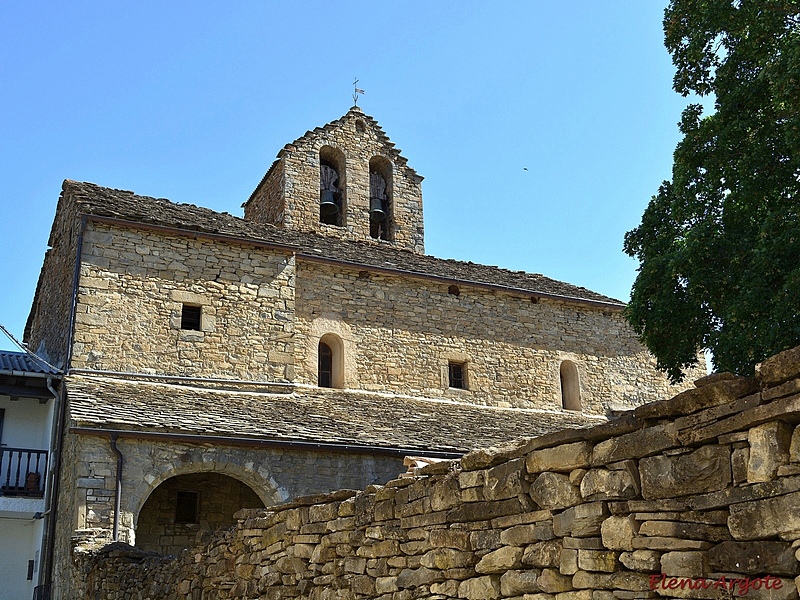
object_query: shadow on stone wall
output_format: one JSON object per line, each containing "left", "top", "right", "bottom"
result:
{"left": 136, "top": 472, "right": 264, "bottom": 555}
{"left": 73, "top": 346, "right": 800, "bottom": 599}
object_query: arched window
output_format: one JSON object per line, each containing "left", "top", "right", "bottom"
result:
{"left": 318, "top": 341, "right": 333, "bottom": 388}
{"left": 369, "top": 156, "right": 393, "bottom": 240}
{"left": 560, "top": 360, "right": 581, "bottom": 411}
{"left": 318, "top": 333, "right": 344, "bottom": 388}
{"left": 320, "top": 146, "right": 346, "bottom": 227}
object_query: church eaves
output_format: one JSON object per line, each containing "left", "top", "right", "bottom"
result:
{"left": 59, "top": 180, "right": 625, "bottom": 308}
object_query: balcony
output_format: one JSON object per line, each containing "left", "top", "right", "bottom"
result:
{"left": 0, "top": 448, "right": 48, "bottom": 498}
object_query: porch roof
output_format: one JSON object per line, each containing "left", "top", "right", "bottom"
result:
{"left": 0, "top": 350, "right": 60, "bottom": 376}
{"left": 65, "top": 373, "right": 603, "bottom": 456}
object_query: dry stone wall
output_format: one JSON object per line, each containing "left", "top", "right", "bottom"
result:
{"left": 74, "top": 346, "right": 800, "bottom": 599}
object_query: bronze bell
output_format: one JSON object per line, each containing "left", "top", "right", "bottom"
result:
{"left": 320, "top": 190, "right": 339, "bottom": 215}
{"left": 369, "top": 197, "right": 386, "bottom": 221}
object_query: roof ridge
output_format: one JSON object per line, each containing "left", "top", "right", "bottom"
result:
{"left": 64, "top": 180, "right": 624, "bottom": 306}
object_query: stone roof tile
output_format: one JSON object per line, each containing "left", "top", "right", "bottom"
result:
{"left": 63, "top": 180, "right": 623, "bottom": 306}
{"left": 66, "top": 375, "right": 603, "bottom": 454}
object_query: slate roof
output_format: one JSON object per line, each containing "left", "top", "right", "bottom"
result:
{"left": 66, "top": 374, "right": 603, "bottom": 455}
{"left": 63, "top": 180, "right": 624, "bottom": 307}
{"left": 0, "top": 350, "right": 60, "bottom": 376}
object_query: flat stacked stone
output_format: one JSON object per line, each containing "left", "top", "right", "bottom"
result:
{"left": 73, "top": 346, "right": 800, "bottom": 599}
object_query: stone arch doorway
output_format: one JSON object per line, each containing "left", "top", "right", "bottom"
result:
{"left": 135, "top": 472, "right": 264, "bottom": 555}
{"left": 124, "top": 446, "right": 285, "bottom": 541}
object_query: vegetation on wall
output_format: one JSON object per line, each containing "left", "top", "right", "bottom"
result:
{"left": 624, "top": 0, "right": 800, "bottom": 381}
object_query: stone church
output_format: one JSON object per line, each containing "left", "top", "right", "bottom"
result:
{"left": 22, "top": 108, "right": 700, "bottom": 597}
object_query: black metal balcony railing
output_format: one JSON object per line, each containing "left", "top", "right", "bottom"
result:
{"left": 0, "top": 448, "right": 48, "bottom": 498}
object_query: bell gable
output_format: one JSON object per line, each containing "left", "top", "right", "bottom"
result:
{"left": 243, "top": 107, "right": 425, "bottom": 253}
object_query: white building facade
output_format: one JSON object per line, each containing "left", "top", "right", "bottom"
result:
{"left": 0, "top": 351, "right": 60, "bottom": 600}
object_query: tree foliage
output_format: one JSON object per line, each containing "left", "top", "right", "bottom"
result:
{"left": 624, "top": 0, "right": 800, "bottom": 382}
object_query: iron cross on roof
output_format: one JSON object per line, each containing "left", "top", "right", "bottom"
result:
{"left": 352, "top": 78, "right": 364, "bottom": 106}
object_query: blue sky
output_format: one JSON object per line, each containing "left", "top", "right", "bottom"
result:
{"left": 0, "top": 2, "right": 694, "bottom": 352}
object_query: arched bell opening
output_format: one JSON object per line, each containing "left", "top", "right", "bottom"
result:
{"left": 560, "top": 360, "right": 581, "bottom": 411}
{"left": 369, "top": 156, "right": 393, "bottom": 240}
{"left": 320, "top": 146, "right": 346, "bottom": 227}
{"left": 135, "top": 472, "right": 264, "bottom": 555}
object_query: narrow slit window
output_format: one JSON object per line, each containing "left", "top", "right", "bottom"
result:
{"left": 560, "top": 360, "right": 581, "bottom": 411}
{"left": 448, "top": 362, "right": 466, "bottom": 389}
{"left": 175, "top": 490, "right": 199, "bottom": 524}
{"left": 181, "top": 305, "right": 202, "bottom": 331}
{"left": 318, "top": 342, "right": 333, "bottom": 388}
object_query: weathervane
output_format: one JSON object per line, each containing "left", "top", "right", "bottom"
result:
{"left": 352, "top": 78, "right": 365, "bottom": 106}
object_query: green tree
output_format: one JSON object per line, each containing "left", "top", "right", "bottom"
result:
{"left": 624, "top": 0, "right": 800, "bottom": 382}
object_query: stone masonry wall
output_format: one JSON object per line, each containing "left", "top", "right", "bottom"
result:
{"left": 75, "top": 346, "right": 800, "bottom": 599}
{"left": 244, "top": 108, "right": 426, "bottom": 254}
{"left": 51, "top": 429, "right": 80, "bottom": 600}
{"left": 246, "top": 159, "right": 286, "bottom": 227}
{"left": 24, "top": 182, "right": 82, "bottom": 368}
{"left": 70, "top": 222, "right": 698, "bottom": 412}
{"left": 295, "top": 261, "right": 699, "bottom": 413}
{"left": 70, "top": 221, "right": 297, "bottom": 380}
